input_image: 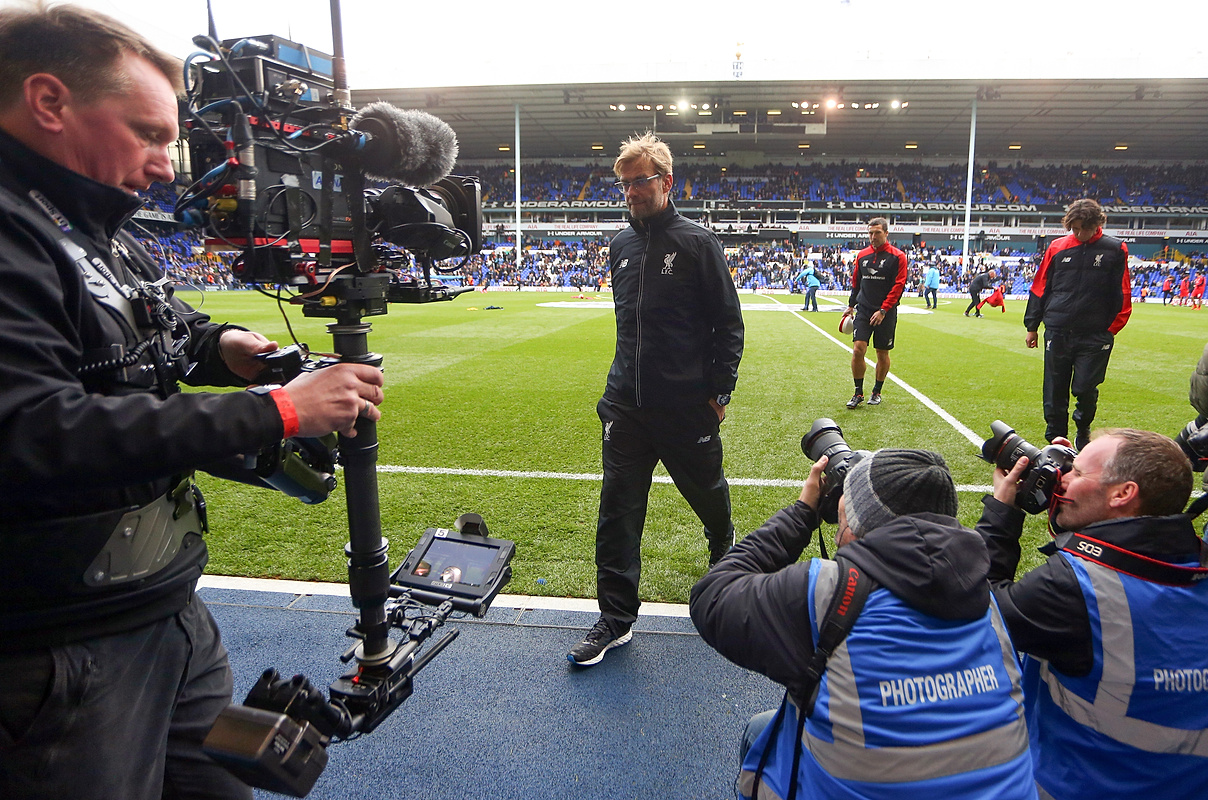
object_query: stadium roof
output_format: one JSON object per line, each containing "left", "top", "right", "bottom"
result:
{"left": 353, "top": 78, "right": 1208, "bottom": 164}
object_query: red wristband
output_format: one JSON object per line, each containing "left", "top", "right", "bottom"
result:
{"left": 269, "top": 387, "right": 300, "bottom": 438}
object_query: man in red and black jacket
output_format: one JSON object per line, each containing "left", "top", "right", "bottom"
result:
{"left": 844, "top": 217, "right": 907, "bottom": 409}
{"left": 1025, "top": 198, "right": 1131, "bottom": 450}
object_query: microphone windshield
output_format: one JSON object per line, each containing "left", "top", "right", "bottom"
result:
{"left": 349, "top": 103, "right": 458, "bottom": 187}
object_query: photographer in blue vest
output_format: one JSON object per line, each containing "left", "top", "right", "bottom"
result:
{"left": 691, "top": 449, "right": 1034, "bottom": 799}
{"left": 979, "top": 428, "right": 1207, "bottom": 799}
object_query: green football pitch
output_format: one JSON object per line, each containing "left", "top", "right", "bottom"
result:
{"left": 188, "top": 287, "right": 1205, "bottom": 604}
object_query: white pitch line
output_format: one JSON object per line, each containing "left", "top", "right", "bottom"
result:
{"left": 767, "top": 295, "right": 984, "bottom": 447}
{"left": 376, "top": 464, "right": 992, "bottom": 493}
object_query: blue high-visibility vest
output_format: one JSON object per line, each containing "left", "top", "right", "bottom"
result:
{"left": 1026, "top": 551, "right": 1208, "bottom": 799}
{"left": 740, "top": 558, "right": 1035, "bottom": 800}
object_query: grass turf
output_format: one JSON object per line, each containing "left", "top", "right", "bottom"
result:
{"left": 187, "top": 287, "right": 1205, "bottom": 604}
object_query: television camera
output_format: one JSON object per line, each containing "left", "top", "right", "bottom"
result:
{"left": 178, "top": 4, "right": 510, "bottom": 795}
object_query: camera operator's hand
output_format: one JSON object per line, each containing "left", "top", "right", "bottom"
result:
{"left": 220, "top": 329, "right": 279, "bottom": 381}
{"left": 799, "top": 455, "right": 829, "bottom": 510}
{"left": 992, "top": 456, "right": 1029, "bottom": 507}
{"left": 283, "top": 364, "right": 384, "bottom": 438}
{"left": 1025, "top": 330, "right": 1038, "bottom": 349}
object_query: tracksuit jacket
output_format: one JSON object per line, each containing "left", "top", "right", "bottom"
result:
{"left": 847, "top": 243, "right": 907, "bottom": 316}
{"left": 691, "top": 505, "right": 1034, "bottom": 799}
{"left": 978, "top": 498, "right": 1208, "bottom": 798}
{"left": 0, "top": 129, "right": 285, "bottom": 651}
{"left": 1024, "top": 230, "right": 1131, "bottom": 335}
{"left": 603, "top": 201, "right": 743, "bottom": 408}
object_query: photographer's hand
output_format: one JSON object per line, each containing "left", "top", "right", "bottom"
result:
{"left": 283, "top": 364, "right": 384, "bottom": 438}
{"left": 799, "top": 455, "right": 829, "bottom": 510}
{"left": 992, "top": 456, "right": 1029, "bottom": 507}
{"left": 220, "top": 329, "right": 279, "bottom": 381}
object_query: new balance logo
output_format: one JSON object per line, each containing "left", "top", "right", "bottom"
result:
{"left": 662, "top": 252, "right": 677, "bottom": 275}
{"left": 604, "top": 420, "right": 614, "bottom": 441}
{"left": 697, "top": 435, "right": 712, "bottom": 444}
{"left": 617, "top": 258, "right": 629, "bottom": 270}
{"left": 1061, "top": 257, "right": 1072, "bottom": 263}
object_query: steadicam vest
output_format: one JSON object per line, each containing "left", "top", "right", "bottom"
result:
{"left": 1026, "top": 551, "right": 1208, "bottom": 799}
{"left": 739, "top": 558, "right": 1035, "bottom": 800}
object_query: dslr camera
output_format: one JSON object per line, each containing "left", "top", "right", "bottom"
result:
{"left": 980, "top": 420, "right": 1076, "bottom": 514}
{"left": 800, "top": 418, "right": 868, "bottom": 524}
{"left": 1175, "top": 415, "right": 1208, "bottom": 473}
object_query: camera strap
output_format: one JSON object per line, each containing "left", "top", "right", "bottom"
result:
{"left": 1057, "top": 532, "right": 1208, "bottom": 586}
{"left": 747, "top": 556, "right": 876, "bottom": 800}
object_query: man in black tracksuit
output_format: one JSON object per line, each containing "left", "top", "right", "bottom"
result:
{"left": 965, "top": 267, "right": 995, "bottom": 317}
{"left": 1025, "top": 199, "right": 1131, "bottom": 450}
{"left": 0, "top": 8, "right": 383, "bottom": 798}
{"left": 568, "top": 133, "right": 744, "bottom": 666}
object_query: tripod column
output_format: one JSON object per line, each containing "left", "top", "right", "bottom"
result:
{"left": 329, "top": 319, "right": 392, "bottom": 662}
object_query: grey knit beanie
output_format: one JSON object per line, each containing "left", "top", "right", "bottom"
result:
{"left": 843, "top": 449, "right": 959, "bottom": 537}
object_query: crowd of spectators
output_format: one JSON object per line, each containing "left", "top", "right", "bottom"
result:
{"left": 134, "top": 166, "right": 1205, "bottom": 297}
{"left": 474, "top": 161, "right": 1208, "bottom": 206}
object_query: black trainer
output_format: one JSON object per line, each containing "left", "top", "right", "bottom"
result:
{"left": 568, "top": 617, "right": 632, "bottom": 666}
{"left": 1075, "top": 429, "right": 1091, "bottom": 451}
{"left": 708, "top": 531, "right": 736, "bottom": 567}
{"left": 867, "top": 392, "right": 882, "bottom": 406}
{"left": 846, "top": 393, "right": 864, "bottom": 409}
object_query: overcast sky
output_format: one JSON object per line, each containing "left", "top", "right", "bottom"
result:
{"left": 17, "top": 0, "right": 1208, "bottom": 88}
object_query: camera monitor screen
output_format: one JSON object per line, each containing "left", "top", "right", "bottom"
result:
{"left": 410, "top": 537, "right": 497, "bottom": 587}
{"left": 391, "top": 527, "right": 515, "bottom": 614}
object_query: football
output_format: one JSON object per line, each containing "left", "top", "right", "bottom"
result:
{"left": 838, "top": 312, "right": 855, "bottom": 335}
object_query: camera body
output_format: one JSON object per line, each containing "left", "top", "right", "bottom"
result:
{"left": 801, "top": 418, "right": 867, "bottom": 524}
{"left": 1175, "top": 415, "right": 1208, "bottom": 473}
{"left": 980, "top": 420, "right": 1076, "bottom": 514}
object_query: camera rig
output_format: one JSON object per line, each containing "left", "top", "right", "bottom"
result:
{"left": 180, "top": 3, "right": 510, "bottom": 795}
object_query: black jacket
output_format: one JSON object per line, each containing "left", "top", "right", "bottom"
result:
{"left": 690, "top": 502, "right": 990, "bottom": 701}
{"left": 969, "top": 271, "right": 994, "bottom": 294}
{"left": 976, "top": 496, "right": 1201, "bottom": 676}
{"left": 0, "top": 129, "right": 284, "bottom": 650}
{"left": 604, "top": 201, "right": 743, "bottom": 408}
{"left": 1024, "top": 230, "right": 1131, "bottom": 334}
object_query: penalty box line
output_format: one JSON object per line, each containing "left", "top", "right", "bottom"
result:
{"left": 765, "top": 294, "right": 983, "bottom": 448}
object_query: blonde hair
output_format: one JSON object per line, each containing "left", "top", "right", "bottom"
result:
{"left": 614, "top": 131, "right": 672, "bottom": 178}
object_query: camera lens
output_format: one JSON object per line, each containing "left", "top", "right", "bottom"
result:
{"left": 980, "top": 420, "right": 1041, "bottom": 471}
{"left": 802, "top": 418, "right": 851, "bottom": 463}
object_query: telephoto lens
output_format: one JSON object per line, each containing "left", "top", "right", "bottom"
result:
{"left": 801, "top": 418, "right": 864, "bottom": 524}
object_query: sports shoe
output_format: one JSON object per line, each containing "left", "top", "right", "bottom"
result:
{"left": 867, "top": 392, "right": 882, "bottom": 406}
{"left": 846, "top": 393, "right": 864, "bottom": 409}
{"left": 568, "top": 618, "right": 632, "bottom": 666}
{"left": 708, "top": 530, "right": 736, "bottom": 567}
{"left": 1075, "top": 429, "right": 1090, "bottom": 451}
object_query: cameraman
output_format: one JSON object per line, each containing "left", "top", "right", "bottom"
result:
{"left": 691, "top": 450, "right": 1034, "bottom": 799}
{"left": 978, "top": 428, "right": 1208, "bottom": 799}
{"left": 0, "top": 6, "right": 383, "bottom": 799}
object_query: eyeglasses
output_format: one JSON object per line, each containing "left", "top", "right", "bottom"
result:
{"left": 614, "top": 174, "right": 663, "bottom": 193}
